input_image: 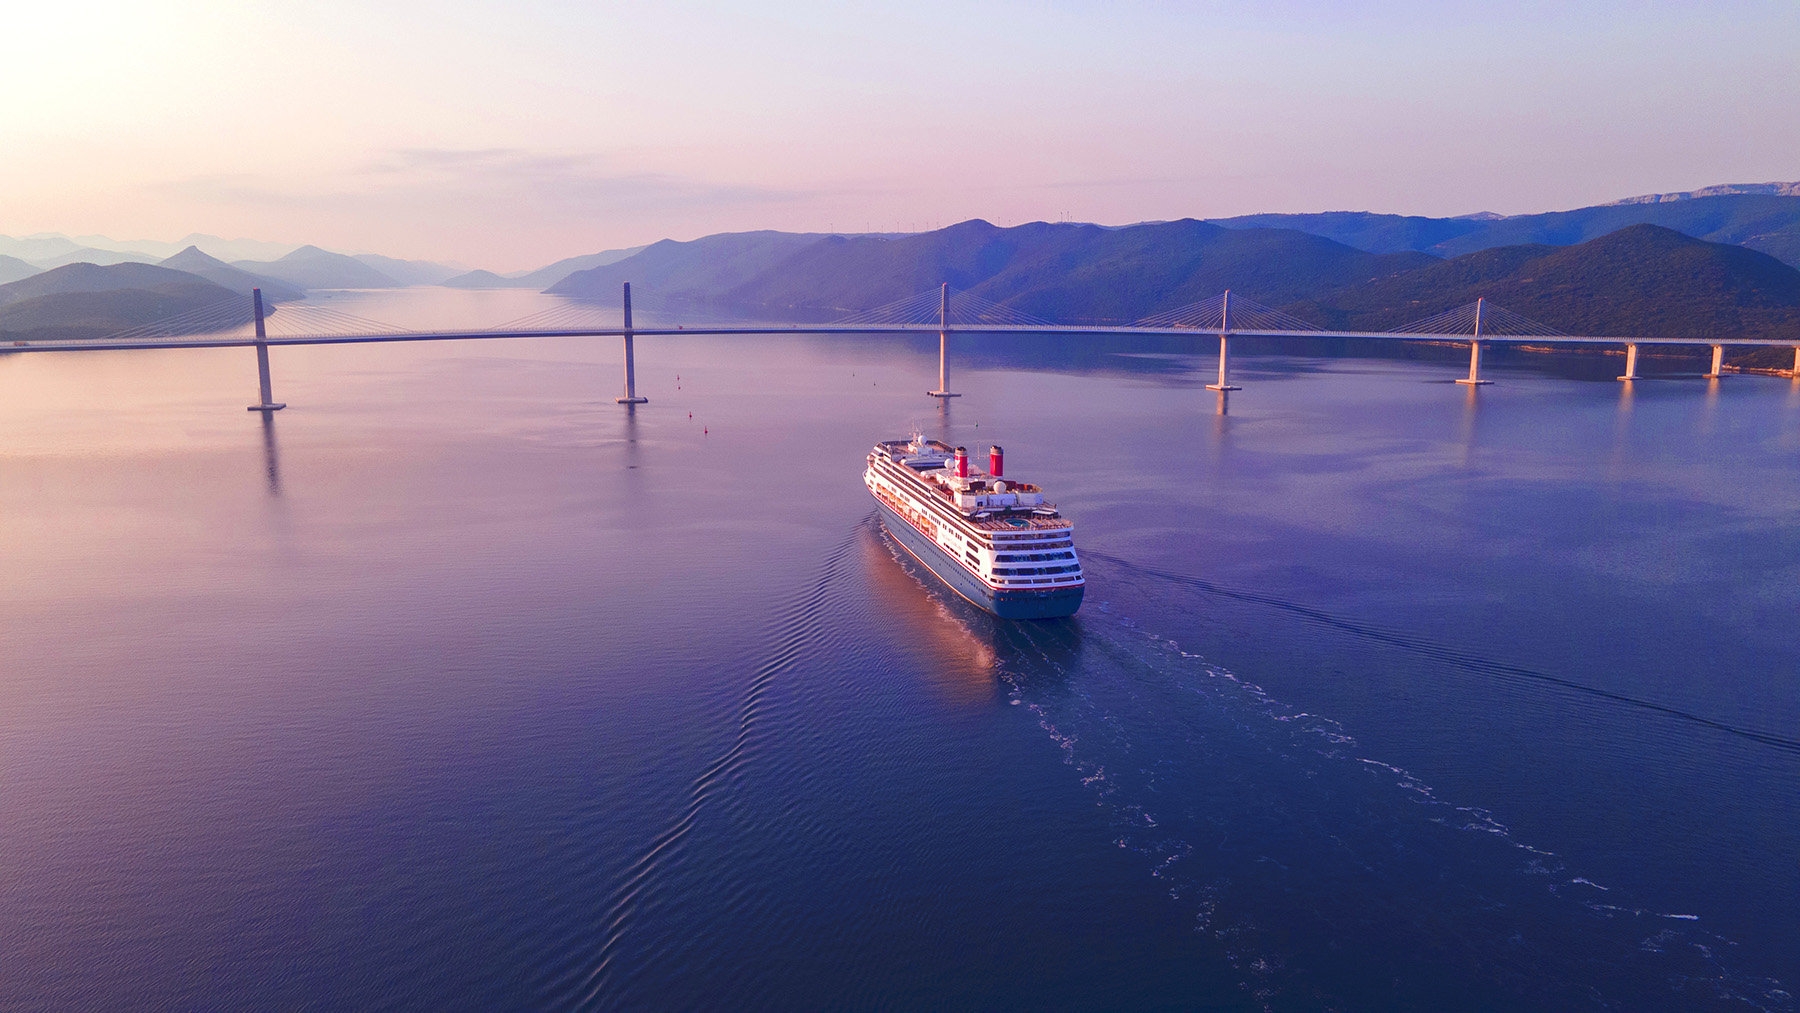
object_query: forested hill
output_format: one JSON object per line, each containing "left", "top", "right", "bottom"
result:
{"left": 547, "top": 232, "right": 827, "bottom": 302}
{"left": 1288, "top": 225, "right": 1800, "bottom": 344}
{"left": 1213, "top": 192, "right": 1800, "bottom": 268}
{"left": 721, "top": 220, "right": 1435, "bottom": 322}
{"left": 555, "top": 219, "right": 1434, "bottom": 323}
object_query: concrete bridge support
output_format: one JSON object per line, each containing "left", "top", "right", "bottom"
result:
{"left": 1792, "top": 347, "right": 1800, "bottom": 377}
{"left": 616, "top": 281, "right": 648, "bottom": 404}
{"left": 1205, "top": 289, "right": 1240, "bottom": 392}
{"left": 1455, "top": 298, "right": 1493, "bottom": 386}
{"left": 1455, "top": 341, "right": 1493, "bottom": 385}
{"left": 1205, "top": 335, "right": 1241, "bottom": 391}
{"left": 1703, "top": 344, "right": 1725, "bottom": 379}
{"left": 1618, "top": 342, "right": 1640, "bottom": 381}
{"left": 929, "top": 283, "right": 959, "bottom": 398}
{"left": 246, "top": 288, "right": 286, "bottom": 411}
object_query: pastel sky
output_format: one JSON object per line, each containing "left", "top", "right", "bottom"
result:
{"left": 6, "top": 0, "right": 1797, "bottom": 270}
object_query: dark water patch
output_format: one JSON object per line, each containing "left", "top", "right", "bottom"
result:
{"left": 984, "top": 571, "right": 1791, "bottom": 1010}
{"left": 1083, "top": 549, "right": 1800, "bottom": 756}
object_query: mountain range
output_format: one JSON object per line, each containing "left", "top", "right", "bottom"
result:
{"left": 231, "top": 245, "right": 402, "bottom": 290}
{"left": 6, "top": 181, "right": 1800, "bottom": 366}
{"left": 0, "top": 233, "right": 299, "bottom": 269}
{"left": 551, "top": 216, "right": 1800, "bottom": 370}
{"left": 0, "top": 234, "right": 466, "bottom": 289}
{"left": 0, "top": 263, "right": 249, "bottom": 342}
{"left": 161, "top": 247, "right": 306, "bottom": 303}
{"left": 549, "top": 232, "right": 830, "bottom": 301}
{"left": 1287, "top": 225, "right": 1800, "bottom": 340}
{"left": 7, "top": 179, "right": 1800, "bottom": 292}
{"left": 1211, "top": 192, "right": 1800, "bottom": 268}
{"left": 444, "top": 246, "right": 647, "bottom": 288}
{"left": 350, "top": 253, "right": 464, "bottom": 286}
{"left": 0, "top": 255, "right": 39, "bottom": 285}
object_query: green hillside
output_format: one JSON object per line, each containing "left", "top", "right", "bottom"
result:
{"left": 1431, "top": 195, "right": 1800, "bottom": 265}
{"left": 1215, "top": 193, "right": 1800, "bottom": 268}
{"left": 566, "top": 219, "right": 1433, "bottom": 322}
{"left": 1289, "top": 225, "right": 1800, "bottom": 368}
{"left": 1210, "top": 211, "right": 1488, "bottom": 255}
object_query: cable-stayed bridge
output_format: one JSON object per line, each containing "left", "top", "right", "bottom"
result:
{"left": 2, "top": 282, "right": 1794, "bottom": 411}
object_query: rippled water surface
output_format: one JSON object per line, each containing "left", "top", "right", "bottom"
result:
{"left": 2, "top": 290, "right": 1797, "bottom": 1010}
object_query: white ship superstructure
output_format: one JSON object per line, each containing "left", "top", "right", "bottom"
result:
{"left": 865, "top": 436, "right": 1084, "bottom": 619}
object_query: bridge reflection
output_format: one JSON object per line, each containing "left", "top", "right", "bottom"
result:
{"left": 259, "top": 411, "right": 282, "bottom": 496}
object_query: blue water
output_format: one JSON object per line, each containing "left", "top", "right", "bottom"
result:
{"left": 1, "top": 291, "right": 1796, "bottom": 1010}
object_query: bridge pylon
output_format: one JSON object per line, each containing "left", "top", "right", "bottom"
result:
{"left": 1454, "top": 297, "right": 1494, "bottom": 385}
{"left": 928, "top": 283, "right": 959, "bottom": 398}
{"left": 246, "top": 288, "right": 287, "bottom": 411}
{"left": 1205, "top": 289, "right": 1242, "bottom": 392}
{"left": 616, "top": 281, "right": 648, "bottom": 404}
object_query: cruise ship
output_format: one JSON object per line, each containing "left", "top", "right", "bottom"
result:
{"left": 865, "top": 436, "right": 1084, "bottom": 619}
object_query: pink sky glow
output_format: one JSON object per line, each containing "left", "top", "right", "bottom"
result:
{"left": 5, "top": 0, "right": 1798, "bottom": 271}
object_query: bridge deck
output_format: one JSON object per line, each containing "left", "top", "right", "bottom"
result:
{"left": 3, "top": 324, "right": 1792, "bottom": 355}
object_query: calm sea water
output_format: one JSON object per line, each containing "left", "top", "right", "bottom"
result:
{"left": 1, "top": 290, "right": 1797, "bottom": 1011}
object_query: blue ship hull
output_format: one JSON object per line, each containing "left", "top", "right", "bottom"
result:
{"left": 876, "top": 502, "right": 1084, "bottom": 619}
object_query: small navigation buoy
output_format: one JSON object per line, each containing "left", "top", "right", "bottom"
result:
{"left": 704, "top": 427, "right": 708, "bottom": 434}
{"left": 688, "top": 412, "right": 692, "bottom": 418}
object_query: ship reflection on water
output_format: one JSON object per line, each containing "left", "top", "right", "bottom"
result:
{"left": 859, "top": 518, "right": 1085, "bottom": 708}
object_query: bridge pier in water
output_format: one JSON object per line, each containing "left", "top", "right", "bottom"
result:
{"left": 1618, "top": 342, "right": 1640, "bottom": 381}
{"left": 1703, "top": 344, "right": 1726, "bottom": 379}
{"left": 1205, "top": 289, "right": 1241, "bottom": 392}
{"left": 1792, "top": 347, "right": 1800, "bottom": 377}
{"left": 1455, "top": 297, "right": 1494, "bottom": 386}
{"left": 928, "top": 283, "right": 959, "bottom": 398}
{"left": 615, "top": 281, "right": 648, "bottom": 404}
{"left": 246, "top": 288, "right": 286, "bottom": 411}
{"left": 1455, "top": 340, "right": 1493, "bottom": 385}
